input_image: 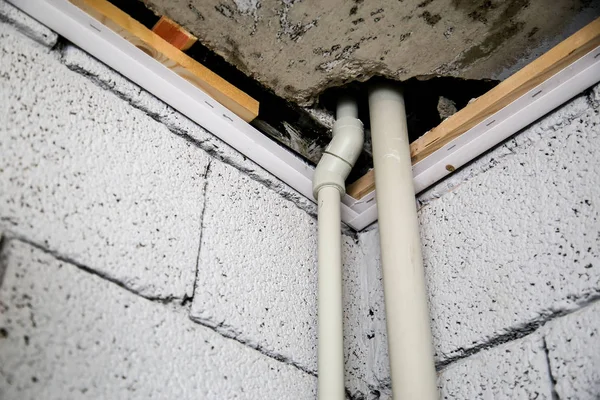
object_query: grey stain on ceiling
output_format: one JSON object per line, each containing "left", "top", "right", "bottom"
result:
{"left": 141, "top": 0, "right": 599, "bottom": 106}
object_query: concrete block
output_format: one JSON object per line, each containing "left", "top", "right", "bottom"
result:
{"left": 189, "top": 161, "right": 369, "bottom": 396}
{"left": 0, "top": 0, "right": 57, "bottom": 47}
{"left": 544, "top": 300, "right": 600, "bottom": 400}
{"left": 0, "top": 22, "right": 210, "bottom": 299}
{"left": 342, "top": 233, "right": 376, "bottom": 398}
{"left": 419, "top": 97, "right": 600, "bottom": 363}
{"left": 0, "top": 239, "right": 316, "bottom": 400}
{"left": 438, "top": 334, "right": 552, "bottom": 400}
{"left": 353, "top": 228, "right": 391, "bottom": 393}
{"left": 59, "top": 44, "right": 316, "bottom": 217}
{"left": 589, "top": 82, "right": 600, "bottom": 108}
{"left": 357, "top": 91, "right": 600, "bottom": 387}
{"left": 190, "top": 160, "right": 318, "bottom": 368}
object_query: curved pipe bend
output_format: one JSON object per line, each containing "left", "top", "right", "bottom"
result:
{"left": 312, "top": 97, "right": 364, "bottom": 198}
{"left": 313, "top": 96, "right": 363, "bottom": 400}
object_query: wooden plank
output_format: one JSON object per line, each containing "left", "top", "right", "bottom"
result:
{"left": 410, "top": 17, "right": 600, "bottom": 164}
{"left": 70, "top": 0, "right": 259, "bottom": 122}
{"left": 347, "top": 17, "right": 600, "bottom": 200}
{"left": 152, "top": 16, "right": 197, "bottom": 51}
{"left": 346, "top": 169, "right": 375, "bottom": 200}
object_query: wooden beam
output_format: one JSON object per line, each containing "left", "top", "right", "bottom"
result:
{"left": 347, "top": 17, "right": 600, "bottom": 200}
{"left": 70, "top": 0, "right": 259, "bottom": 122}
{"left": 152, "top": 16, "right": 197, "bottom": 51}
{"left": 410, "top": 17, "right": 600, "bottom": 165}
{"left": 346, "top": 169, "right": 375, "bottom": 200}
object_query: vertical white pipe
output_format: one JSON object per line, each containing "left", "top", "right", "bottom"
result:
{"left": 369, "top": 84, "right": 438, "bottom": 399}
{"left": 314, "top": 96, "right": 362, "bottom": 399}
{"left": 336, "top": 96, "right": 359, "bottom": 120}
{"left": 317, "top": 185, "right": 345, "bottom": 400}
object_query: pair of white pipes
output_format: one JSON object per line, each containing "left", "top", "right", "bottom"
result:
{"left": 313, "top": 84, "right": 438, "bottom": 399}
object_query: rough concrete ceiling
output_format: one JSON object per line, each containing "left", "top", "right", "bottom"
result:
{"left": 142, "top": 0, "right": 598, "bottom": 106}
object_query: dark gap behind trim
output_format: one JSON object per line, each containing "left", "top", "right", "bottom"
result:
{"left": 107, "top": 0, "right": 498, "bottom": 185}
{"left": 108, "top": 0, "right": 159, "bottom": 27}
{"left": 107, "top": 0, "right": 331, "bottom": 166}
{"left": 319, "top": 76, "right": 499, "bottom": 144}
{"left": 319, "top": 76, "right": 498, "bottom": 182}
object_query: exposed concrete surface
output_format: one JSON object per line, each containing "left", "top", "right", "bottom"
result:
{"left": 0, "top": 239, "right": 317, "bottom": 399}
{"left": 544, "top": 300, "right": 600, "bottom": 400}
{"left": 142, "top": 0, "right": 599, "bottom": 105}
{"left": 0, "top": 21, "right": 209, "bottom": 300}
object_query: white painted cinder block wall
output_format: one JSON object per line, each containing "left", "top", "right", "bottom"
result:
{"left": 1, "top": 2, "right": 599, "bottom": 399}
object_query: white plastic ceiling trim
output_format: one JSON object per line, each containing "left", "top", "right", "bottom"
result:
{"left": 10, "top": 0, "right": 358, "bottom": 221}
{"left": 349, "top": 46, "right": 600, "bottom": 229}
{"left": 11, "top": 0, "right": 600, "bottom": 231}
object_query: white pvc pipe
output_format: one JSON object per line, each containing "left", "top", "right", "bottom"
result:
{"left": 336, "top": 95, "right": 359, "bottom": 120}
{"left": 316, "top": 185, "right": 345, "bottom": 400}
{"left": 369, "top": 84, "right": 438, "bottom": 399}
{"left": 314, "top": 96, "right": 364, "bottom": 400}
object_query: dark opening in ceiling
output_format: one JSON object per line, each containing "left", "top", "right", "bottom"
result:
{"left": 106, "top": 0, "right": 598, "bottom": 185}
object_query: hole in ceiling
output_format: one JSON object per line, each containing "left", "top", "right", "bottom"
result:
{"left": 107, "top": 0, "right": 331, "bottom": 163}
{"left": 318, "top": 75, "right": 499, "bottom": 144}
{"left": 107, "top": 0, "right": 498, "bottom": 185}
{"left": 318, "top": 75, "right": 498, "bottom": 182}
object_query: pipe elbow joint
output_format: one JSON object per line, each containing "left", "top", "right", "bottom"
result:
{"left": 312, "top": 116, "right": 364, "bottom": 199}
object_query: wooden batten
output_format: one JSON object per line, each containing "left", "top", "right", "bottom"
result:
{"left": 347, "top": 17, "right": 600, "bottom": 200}
{"left": 152, "top": 16, "right": 197, "bottom": 51}
{"left": 346, "top": 169, "right": 375, "bottom": 200}
{"left": 70, "top": 0, "right": 259, "bottom": 122}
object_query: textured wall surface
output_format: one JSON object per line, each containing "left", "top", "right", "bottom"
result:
{"left": 357, "top": 82, "right": 600, "bottom": 398}
{"left": 545, "top": 301, "right": 600, "bottom": 400}
{"left": 1, "top": 2, "right": 600, "bottom": 399}
{"left": 437, "top": 333, "right": 551, "bottom": 399}
{"left": 0, "top": 240, "right": 316, "bottom": 400}
{"left": 0, "top": 15, "right": 209, "bottom": 300}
